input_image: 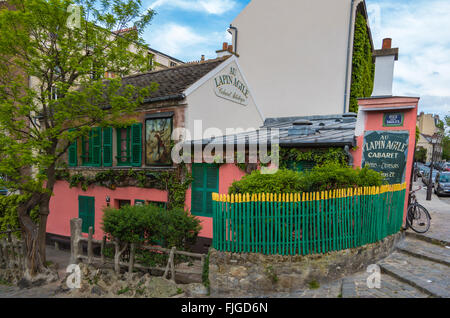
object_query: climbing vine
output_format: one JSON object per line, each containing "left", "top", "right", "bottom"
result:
{"left": 349, "top": 12, "right": 375, "bottom": 113}
{"left": 279, "top": 147, "right": 349, "bottom": 169}
{"left": 55, "top": 165, "right": 193, "bottom": 209}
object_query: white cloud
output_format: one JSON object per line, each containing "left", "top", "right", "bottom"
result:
{"left": 148, "top": 23, "right": 231, "bottom": 61}
{"left": 367, "top": 0, "right": 450, "bottom": 116}
{"left": 149, "top": 0, "right": 237, "bottom": 15}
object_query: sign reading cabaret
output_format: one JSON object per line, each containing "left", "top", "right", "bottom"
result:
{"left": 362, "top": 131, "right": 410, "bottom": 185}
{"left": 213, "top": 64, "right": 249, "bottom": 106}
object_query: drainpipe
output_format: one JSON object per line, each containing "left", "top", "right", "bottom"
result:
{"left": 228, "top": 25, "right": 238, "bottom": 54}
{"left": 343, "top": 0, "right": 356, "bottom": 113}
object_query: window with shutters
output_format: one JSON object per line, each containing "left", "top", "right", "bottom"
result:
{"left": 68, "top": 129, "right": 78, "bottom": 167}
{"left": 116, "top": 127, "right": 131, "bottom": 166}
{"left": 287, "top": 161, "right": 316, "bottom": 172}
{"left": 191, "top": 164, "right": 219, "bottom": 217}
{"left": 78, "top": 196, "right": 95, "bottom": 234}
{"left": 81, "top": 127, "right": 102, "bottom": 167}
{"left": 116, "top": 123, "right": 142, "bottom": 167}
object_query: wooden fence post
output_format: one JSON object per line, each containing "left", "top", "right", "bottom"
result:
{"left": 163, "top": 247, "right": 176, "bottom": 282}
{"left": 101, "top": 236, "right": 106, "bottom": 264}
{"left": 2, "top": 240, "right": 9, "bottom": 269}
{"left": 70, "top": 218, "right": 82, "bottom": 264}
{"left": 88, "top": 227, "right": 93, "bottom": 264}
{"left": 128, "top": 243, "right": 135, "bottom": 273}
{"left": 0, "top": 239, "right": 4, "bottom": 265}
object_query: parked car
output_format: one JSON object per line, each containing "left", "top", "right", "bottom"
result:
{"left": 443, "top": 162, "right": 450, "bottom": 172}
{"left": 423, "top": 170, "right": 438, "bottom": 187}
{"left": 435, "top": 172, "right": 450, "bottom": 197}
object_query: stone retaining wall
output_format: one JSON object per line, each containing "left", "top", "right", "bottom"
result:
{"left": 209, "top": 232, "right": 404, "bottom": 296}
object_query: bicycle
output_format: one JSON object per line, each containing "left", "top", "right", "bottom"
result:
{"left": 406, "top": 187, "right": 431, "bottom": 233}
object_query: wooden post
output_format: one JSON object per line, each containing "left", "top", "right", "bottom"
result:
{"left": 170, "top": 247, "right": 176, "bottom": 282}
{"left": 88, "top": 227, "right": 93, "bottom": 264}
{"left": 128, "top": 243, "right": 135, "bottom": 273}
{"left": 2, "top": 240, "right": 9, "bottom": 268}
{"left": 163, "top": 247, "right": 176, "bottom": 281}
{"left": 101, "top": 236, "right": 106, "bottom": 264}
{"left": 0, "top": 239, "right": 4, "bottom": 265}
{"left": 70, "top": 218, "right": 82, "bottom": 264}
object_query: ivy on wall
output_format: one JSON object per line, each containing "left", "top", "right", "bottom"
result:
{"left": 349, "top": 12, "right": 375, "bottom": 113}
{"left": 56, "top": 166, "right": 192, "bottom": 210}
{"left": 280, "top": 147, "right": 349, "bottom": 169}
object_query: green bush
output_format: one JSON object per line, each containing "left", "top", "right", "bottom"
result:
{"left": 0, "top": 195, "right": 39, "bottom": 237}
{"left": 298, "top": 163, "right": 385, "bottom": 192}
{"left": 228, "top": 169, "right": 304, "bottom": 194}
{"left": 229, "top": 164, "right": 385, "bottom": 194}
{"left": 102, "top": 204, "right": 201, "bottom": 250}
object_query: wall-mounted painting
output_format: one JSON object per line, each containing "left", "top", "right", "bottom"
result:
{"left": 145, "top": 117, "right": 173, "bottom": 166}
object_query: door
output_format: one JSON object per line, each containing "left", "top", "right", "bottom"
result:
{"left": 78, "top": 196, "right": 95, "bottom": 233}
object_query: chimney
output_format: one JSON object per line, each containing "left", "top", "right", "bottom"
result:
{"left": 216, "top": 42, "right": 234, "bottom": 58}
{"left": 201, "top": 55, "right": 205, "bottom": 62}
{"left": 371, "top": 38, "right": 399, "bottom": 97}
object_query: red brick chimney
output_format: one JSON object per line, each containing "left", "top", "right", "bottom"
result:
{"left": 382, "top": 38, "right": 392, "bottom": 50}
{"left": 216, "top": 42, "right": 234, "bottom": 58}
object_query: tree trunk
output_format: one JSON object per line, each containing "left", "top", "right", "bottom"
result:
{"left": 17, "top": 192, "right": 44, "bottom": 276}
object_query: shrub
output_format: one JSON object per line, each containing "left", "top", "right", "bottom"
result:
{"left": 228, "top": 169, "right": 304, "bottom": 194}
{"left": 299, "top": 163, "right": 385, "bottom": 192}
{"left": 102, "top": 204, "right": 201, "bottom": 250}
{"left": 229, "top": 163, "right": 385, "bottom": 194}
{"left": 0, "top": 195, "right": 39, "bottom": 237}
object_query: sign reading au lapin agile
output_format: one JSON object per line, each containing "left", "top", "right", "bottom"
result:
{"left": 362, "top": 131, "right": 410, "bottom": 184}
{"left": 213, "top": 63, "right": 249, "bottom": 106}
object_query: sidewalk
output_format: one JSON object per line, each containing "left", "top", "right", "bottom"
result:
{"left": 410, "top": 179, "right": 450, "bottom": 244}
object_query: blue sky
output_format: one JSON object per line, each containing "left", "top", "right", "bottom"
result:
{"left": 141, "top": 0, "right": 450, "bottom": 118}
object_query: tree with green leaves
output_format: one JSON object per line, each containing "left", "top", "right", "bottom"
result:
{"left": 443, "top": 115, "right": 450, "bottom": 161}
{"left": 0, "top": 0, "right": 156, "bottom": 277}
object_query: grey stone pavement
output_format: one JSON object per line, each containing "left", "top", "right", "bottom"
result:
{"left": 1, "top": 179, "right": 449, "bottom": 298}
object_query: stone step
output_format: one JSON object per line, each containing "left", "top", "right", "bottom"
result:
{"left": 397, "top": 237, "right": 450, "bottom": 266}
{"left": 379, "top": 252, "right": 450, "bottom": 298}
{"left": 405, "top": 230, "right": 450, "bottom": 247}
{"left": 342, "top": 272, "right": 428, "bottom": 298}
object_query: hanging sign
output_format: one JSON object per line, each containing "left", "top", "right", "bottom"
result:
{"left": 362, "top": 131, "right": 410, "bottom": 184}
{"left": 213, "top": 63, "right": 249, "bottom": 106}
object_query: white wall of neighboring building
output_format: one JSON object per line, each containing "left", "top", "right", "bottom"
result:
{"left": 184, "top": 58, "right": 264, "bottom": 140}
{"left": 230, "top": 0, "right": 364, "bottom": 118}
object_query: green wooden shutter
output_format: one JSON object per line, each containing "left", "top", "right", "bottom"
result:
{"left": 191, "top": 165, "right": 205, "bottom": 214}
{"left": 131, "top": 123, "right": 142, "bottom": 167}
{"left": 191, "top": 164, "right": 219, "bottom": 217}
{"left": 91, "top": 127, "right": 102, "bottom": 167}
{"left": 68, "top": 129, "right": 78, "bottom": 167}
{"left": 205, "top": 165, "right": 219, "bottom": 215}
{"left": 102, "top": 127, "right": 113, "bottom": 167}
{"left": 87, "top": 197, "right": 95, "bottom": 234}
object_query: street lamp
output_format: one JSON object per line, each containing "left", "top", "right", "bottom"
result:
{"left": 426, "top": 133, "right": 442, "bottom": 201}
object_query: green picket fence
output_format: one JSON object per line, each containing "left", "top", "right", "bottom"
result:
{"left": 212, "top": 184, "right": 407, "bottom": 256}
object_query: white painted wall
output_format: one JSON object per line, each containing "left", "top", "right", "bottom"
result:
{"left": 231, "top": 0, "right": 363, "bottom": 118}
{"left": 185, "top": 60, "right": 264, "bottom": 140}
